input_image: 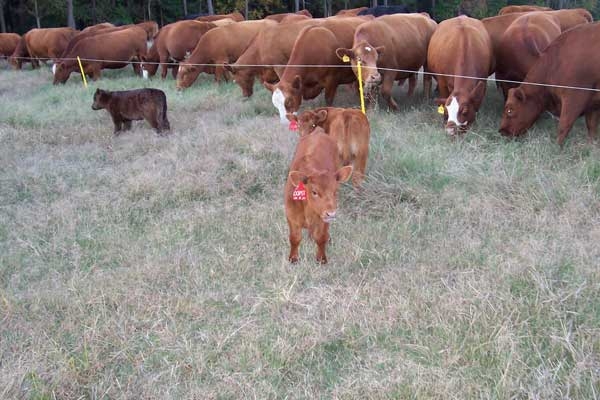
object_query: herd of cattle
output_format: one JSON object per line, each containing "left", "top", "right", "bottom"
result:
{"left": 1, "top": 5, "right": 600, "bottom": 262}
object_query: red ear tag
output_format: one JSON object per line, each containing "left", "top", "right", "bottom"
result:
{"left": 289, "top": 119, "right": 298, "bottom": 131}
{"left": 292, "top": 182, "right": 307, "bottom": 201}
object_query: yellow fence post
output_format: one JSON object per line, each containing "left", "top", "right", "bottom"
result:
{"left": 76, "top": 56, "right": 88, "bottom": 89}
{"left": 356, "top": 60, "right": 366, "bottom": 115}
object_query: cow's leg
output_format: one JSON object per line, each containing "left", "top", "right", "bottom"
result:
{"left": 132, "top": 61, "right": 142, "bottom": 76}
{"left": 352, "top": 147, "right": 368, "bottom": 188}
{"left": 585, "top": 109, "right": 600, "bottom": 143}
{"left": 112, "top": 115, "right": 123, "bottom": 135}
{"left": 407, "top": 73, "right": 417, "bottom": 96}
{"left": 171, "top": 65, "right": 178, "bottom": 79}
{"left": 381, "top": 73, "right": 398, "bottom": 111}
{"left": 324, "top": 82, "right": 338, "bottom": 107}
{"left": 423, "top": 68, "right": 432, "bottom": 98}
{"left": 287, "top": 219, "right": 302, "bottom": 263}
{"left": 160, "top": 62, "right": 169, "bottom": 79}
{"left": 557, "top": 95, "right": 590, "bottom": 146}
{"left": 437, "top": 77, "right": 450, "bottom": 99}
{"left": 311, "top": 222, "right": 329, "bottom": 264}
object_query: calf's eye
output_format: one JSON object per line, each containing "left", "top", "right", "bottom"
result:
{"left": 311, "top": 190, "right": 318, "bottom": 197}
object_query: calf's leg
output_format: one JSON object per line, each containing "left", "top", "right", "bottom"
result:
{"left": 287, "top": 219, "right": 302, "bottom": 263}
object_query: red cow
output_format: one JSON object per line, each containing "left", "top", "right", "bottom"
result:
{"left": 285, "top": 129, "right": 353, "bottom": 264}
{"left": 335, "top": 7, "right": 369, "bottom": 17}
{"left": 0, "top": 33, "right": 20, "bottom": 58}
{"left": 11, "top": 27, "right": 78, "bottom": 69}
{"left": 265, "top": 10, "right": 312, "bottom": 22}
{"left": 289, "top": 107, "right": 370, "bottom": 187}
{"left": 427, "top": 16, "right": 494, "bottom": 135}
{"left": 195, "top": 12, "right": 245, "bottom": 22}
{"left": 499, "top": 23, "right": 600, "bottom": 146}
{"left": 498, "top": 5, "right": 553, "bottom": 15}
{"left": 335, "top": 13, "right": 437, "bottom": 110}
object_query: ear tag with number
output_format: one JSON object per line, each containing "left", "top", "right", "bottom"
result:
{"left": 437, "top": 105, "right": 445, "bottom": 114}
{"left": 342, "top": 55, "right": 350, "bottom": 63}
{"left": 289, "top": 119, "right": 298, "bottom": 131}
{"left": 293, "top": 182, "right": 307, "bottom": 201}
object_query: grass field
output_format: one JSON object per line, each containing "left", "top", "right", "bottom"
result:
{"left": 1, "top": 64, "right": 599, "bottom": 399}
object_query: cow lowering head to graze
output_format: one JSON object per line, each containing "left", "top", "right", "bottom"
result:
{"left": 288, "top": 107, "right": 370, "bottom": 187}
{"left": 92, "top": 88, "right": 170, "bottom": 135}
{"left": 335, "top": 13, "right": 437, "bottom": 110}
{"left": 427, "top": 16, "right": 493, "bottom": 135}
{"left": 285, "top": 129, "right": 353, "bottom": 264}
{"left": 499, "top": 22, "right": 600, "bottom": 146}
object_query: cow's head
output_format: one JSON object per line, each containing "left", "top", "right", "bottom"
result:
{"left": 436, "top": 80, "right": 486, "bottom": 135}
{"left": 288, "top": 109, "right": 328, "bottom": 137}
{"left": 225, "top": 63, "right": 255, "bottom": 97}
{"left": 336, "top": 42, "right": 383, "bottom": 92}
{"left": 52, "top": 62, "right": 70, "bottom": 85}
{"left": 499, "top": 86, "right": 543, "bottom": 137}
{"left": 176, "top": 61, "right": 201, "bottom": 90}
{"left": 91, "top": 88, "right": 110, "bottom": 110}
{"left": 140, "top": 55, "right": 158, "bottom": 77}
{"left": 266, "top": 75, "right": 303, "bottom": 124}
{"left": 288, "top": 164, "right": 353, "bottom": 223}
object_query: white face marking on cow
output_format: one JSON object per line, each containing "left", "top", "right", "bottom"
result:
{"left": 446, "top": 96, "right": 467, "bottom": 127}
{"left": 365, "top": 46, "right": 372, "bottom": 52}
{"left": 272, "top": 88, "right": 288, "bottom": 124}
{"left": 52, "top": 63, "right": 56, "bottom": 75}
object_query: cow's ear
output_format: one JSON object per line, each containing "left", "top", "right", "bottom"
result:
{"left": 335, "top": 48, "right": 354, "bottom": 61}
{"left": 292, "top": 75, "right": 302, "bottom": 91}
{"left": 286, "top": 113, "right": 298, "bottom": 122}
{"left": 375, "top": 45, "right": 385, "bottom": 57}
{"left": 289, "top": 170, "right": 307, "bottom": 186}
{"left": 316, "top": 110, "right": 328, "bottom": 123}
{"left": 434, "top": 97, "right": 447, "bottom": 106}
{"left": 470, "top": 80, "right": 486, "bottom": 105}
{"left": 513, "top": 87, "right": 526, "bottom": 102}
{"left": 263, "top": 81, "right": 275, "bottom": 92}
{"left": 336, "top": 165, "right": 353, "bottom": 183}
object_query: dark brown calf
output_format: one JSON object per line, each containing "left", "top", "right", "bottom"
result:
{"left": 91, "top": 88, "right": 170, "bottom": 135}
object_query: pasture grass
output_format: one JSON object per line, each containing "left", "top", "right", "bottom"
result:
{"left": 1, "top": 64, "right": 599, "bottom": 399}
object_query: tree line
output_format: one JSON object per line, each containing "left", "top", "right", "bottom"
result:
{"left": 1, "top": 0, "right": 598, "bottom": 34}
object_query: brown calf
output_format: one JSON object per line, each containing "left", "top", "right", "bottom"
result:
{"left": 285, "top": 129, "right": 353, "bottom": 264}
{"left": 92, "top": 88, "right": 170, "bottom": 135}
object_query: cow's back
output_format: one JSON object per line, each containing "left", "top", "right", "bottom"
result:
{"left": 66, "top": 26, "right": 146, "bottom": 60}
{"left": 25, "top": 27, "right": 78, "bottom": 59}
{"left": 499, "top": 5, "right": 552, "bottom": 15}
{"left": 289, "top": 132, "right": 340, "bottom": 177}
{"left": 0, "top": 33, "right": 20, "bottom": 57}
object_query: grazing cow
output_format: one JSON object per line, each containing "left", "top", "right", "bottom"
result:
{"left": 427, "top": 15, "right": 494, "bottom": 135}
{"left": 289, "top": 107, "right": 370, "bottom": 187}
{"left": 53, "top": 26, "right": 147, "bottom": 84}
{"left": 225, "top": 18, "right": 321, "bottom": 97}
{"left": 495, "top": 13, "right": 561, "bottom": 100}
{"left": 499, "top": 23, "right": 600, "bottom": 146}
{"left": 0, "top": 33, "right": 20, "bottom": 58}
{"left": 285, "top": 129, "right": 353, "bottom": 264}
{"left": 265, "top": 10, "right": 312, "bottom": 22}
{"left": 498, "top": 5, "right": 553, "bottom": 15}
{"left": 92, "top": 88, "right": 170, "bottom": 135}
{"left": 142, "top": 20, "right": 216, "bottom": 79}
{"left": 176, "top": 19, "right": 277, "bottom": 89}
{"left": 335, "top": 13, "right": 437, "bottom": 110}
{"left": 267, "top": 17, "right": 370, "bottom": 122}
{"left": 358, "top": 5, "right": 411, "bottom": 16}
{"left": 12, "top": 27, "right": 78, "bottom": 68}
{"left": 336, "top": 7, "right": 369, "bottom": 17}
{"left": 195, "top": 12, "right": 245, "bottom": 22}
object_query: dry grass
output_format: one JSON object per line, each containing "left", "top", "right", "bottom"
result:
{"left": 1, "top": 64, "right": 600, "bottom": 399}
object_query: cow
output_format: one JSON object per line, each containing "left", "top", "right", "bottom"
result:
{"left": 288, "top": 107, "right": 370, "bottom": 187}
{"left": 225, "top": 18, "right": 322, "bottom": 97}
{"left": 265, "top": 9, "right": 312, "bottom": 22}
{"left": 0, "top": 33, "right": 20, "bottom": 58}
{"left": 176, "top": 19, "right": 277, "bottom": 89}
{"left": 8, "top": 37, "right": 31, "bottom": 69}
{"left": 495, "top": 13, "right": 561, "bottom": 100}
{"left": 427, "top": 15, "right": 494, "bottom": 135}
{"left": 335, "top": 7, "right": 369, "bottom": 17}
{"left": 10, "top": 27, "right": 78, "bottom": 69}
{"left": 267, "top": 16, "right": 371, "bottom": 122}
{"left": 92, "top": 88, "right": 170, "bottom": 135}
{"left": 335, "top": 13, "right": 437, "bottom": 110}
{"left": 498, "top": 5, "right": 553, "bottom": 15}
{"left": 136, "top": 21, "right": 160, "bottom": 41}
{"left": 358, "top": 5, "right": 411, "bottom": 16}
{"left": 195, "top": 12, "right": 245, "bottom": 22}
{"left": 499, "top": 23, "right": 600, "bottom": 146}
{"left": 53, "top": 26, "right": 147, "bottom": 84}
{"left": 80, "top": 22, "right": 115, "bottom": 34}
{"left": 142, "top": 20, "right": 216, "bottom": 79}
{"left": 285, "top": 129, "right": 353, "bottom": 264}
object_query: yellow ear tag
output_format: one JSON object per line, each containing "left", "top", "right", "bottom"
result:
{"left": 342, "top": 55, "right": 350, "bottom": 63}
{"left": 437, "top": 105, "right": 445, "bottom": 114}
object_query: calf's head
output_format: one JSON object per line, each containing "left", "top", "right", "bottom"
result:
{"left": 336, "top": 42, "right": 383, "bottom": 92}
{"left": 288, "top": 165, "right": 353, "bottom": 223}
{"left": 288, "top": 109, "right": 328, "bottom": 137}
{"left": 266, "top": 76, "right": 303, "bottom": 124}
{"left": 499, "top": 87, "right": 543, "bottom": 137}
{"left": 91, "top": 89, "right": 110, "bottom": 110}
{"left": 437, "top": 80, "right": 486, "bottom": 135}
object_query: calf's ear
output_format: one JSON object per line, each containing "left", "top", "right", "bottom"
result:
{"left": 336, "top": 165, "right": 353, "bottom": 183}
{"left": 335, "top": 48, "right": 354, "bottom": 61}
{"left": 286, "top": 113, "right": 298, "bottom": 122}
{"left": 316, "top": 110, "right": 328, "bottom": 123}
{"left": 289, "top": 170, "right": 307, "bottom": 186}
